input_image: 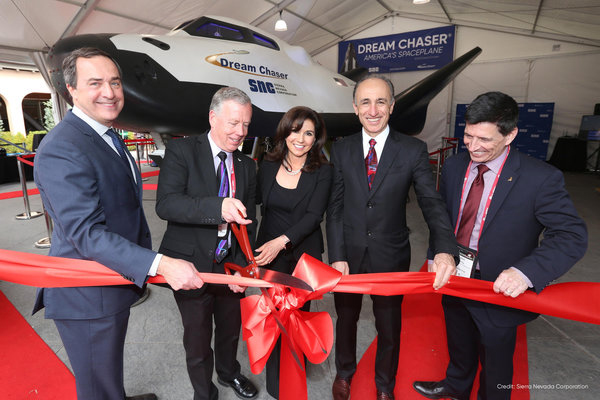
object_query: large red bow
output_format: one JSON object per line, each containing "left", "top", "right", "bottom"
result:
{"left": 240, "top": 255, "right": 341, "bottom": 400}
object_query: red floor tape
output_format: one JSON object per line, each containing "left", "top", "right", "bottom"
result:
{"left": 350, "top": 291, "right": 529, "bottom": 399}
{"left": 0, "top": 290, "right": 76, "bottom": 399}
{"left": 0, "top": 188, "right": 39, "bottom": 200}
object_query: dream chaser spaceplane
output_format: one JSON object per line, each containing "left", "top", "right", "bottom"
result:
{"left": 47, "top": 15, "right": 480, "bottom": 140}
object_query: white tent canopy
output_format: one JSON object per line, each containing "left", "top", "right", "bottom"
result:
{"left": 1, "top": 0, "right": 599, "bottom": 68}
{"left": 1, "top": 0, "right": 599, "bottom": 159}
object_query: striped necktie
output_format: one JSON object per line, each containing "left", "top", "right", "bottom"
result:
{"left": 456, "top": 164, "right": 489, "bottom": 247}
{"left": 215, "top": 151, "right": 229, "bottom": 263}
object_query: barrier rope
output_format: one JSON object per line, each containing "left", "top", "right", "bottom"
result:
{"left": 16, "top": 154, "right": 35, "bottom": 167}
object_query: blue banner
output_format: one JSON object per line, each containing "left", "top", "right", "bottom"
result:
{"left": 454, "top": 103, "right": 555, "bottom": 161}
{"left": 338, "top": 26, "right": 455, "bottom": 74}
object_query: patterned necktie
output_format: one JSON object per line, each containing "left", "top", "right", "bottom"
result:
{"left": 215, "top": 151, "right": 230, "bottom": 263}
{"left": 105, "top": 128, "right": 129, "bottom": 164}
{"left": 455, "top": 164, "right": 490, "bottom": 247}
{"left": 365, "top": 138, "right": 377, "bottom": 189}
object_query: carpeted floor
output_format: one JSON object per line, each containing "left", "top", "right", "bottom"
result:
{"left": 0, "top": 290, "right": 76, "bottom": 400}
{"left": 351, "top": 289, "right": 529, "bottom": 399}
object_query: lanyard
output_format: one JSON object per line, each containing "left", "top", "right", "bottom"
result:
{"left": 454, "top": 147, "right": 510, "bottom": 250}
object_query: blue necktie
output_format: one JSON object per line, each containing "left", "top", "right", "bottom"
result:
{"left": 215, "top": 151, "right": 230, "bottom": 263}
{"left": 105, "top": 128, "right": 129, "bottom": 164}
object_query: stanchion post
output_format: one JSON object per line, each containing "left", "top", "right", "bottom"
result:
{"left": 135, "top": 143, "right": 142, "bottom": 172}
{"left": 15, "top": 158, "right": 43, "bottom": 220}
{"left": 35, "top": 203, "right": 53, "bottom": 249}
{"left": 144, "top": 139, "right": 150, "bottom": 163}
{"left": 250, "top": 137, "right": 260, "bottom": 160}
{"left": 435, "top": 149, "right": 442, "bottom": 191}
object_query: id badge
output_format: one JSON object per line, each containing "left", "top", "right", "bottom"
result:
{"left": 456, "top": 244, "right": 478, "bottom": 278}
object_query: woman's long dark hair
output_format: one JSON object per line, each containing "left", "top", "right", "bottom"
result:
{"left": 265, "top": 106, "right": 328, "bottom": 172}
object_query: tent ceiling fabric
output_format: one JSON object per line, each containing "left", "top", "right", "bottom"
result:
{"left": 1, "top": 0, "right": 599, "bottom": 68}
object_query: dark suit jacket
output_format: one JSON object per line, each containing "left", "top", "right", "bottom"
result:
{"left": 33, "top": 111, "right": 156, "bottom": 319}
{"left": 256, "top": 160, "right": 332, "bottom": 265}
{"left": 327, "top": 129, "right": 457, "bottom": 273}
{"left": 440, "top": 149, "right": 587, "bottom": 326}
{"left": 156, "top": 133, "right": 256, "bottom": 281}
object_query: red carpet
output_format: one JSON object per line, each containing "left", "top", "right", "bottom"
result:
{"left": 0, "top": 170, "right": 158, "bottom": 200}
{"left": 140, "top": 170, "right": 159, "bottom": 178}
{"left": 351, "top": 289, "right": 529, "bottom": 399}
{"left": 0, "top": 188, "right": 40, "bottom": 200}
{"left": 0, "top": 172, "right": 158, "bottom": 199}
{"left": 0, "top": 290, "right": 76, "bottom": 399}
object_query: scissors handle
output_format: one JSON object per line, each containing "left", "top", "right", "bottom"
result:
{"left": 227, "top": 216, "right": 306, "bottom": 369}
{"left": 229, "top": 214, "right": 257, "bottom": 267}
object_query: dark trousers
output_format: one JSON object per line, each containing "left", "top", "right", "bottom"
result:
{"left": 442, "top": 295, "right": 518, "bottom": 400}
{"left": 174, "top": 283, "right": 243, "bottom": 400}
{"left": 265, "top": 301, "right": 311, "bottom": 399}
{"left": 334, "top": 292, "right": 403, "bottom": 393}
{"left": 54, "top": 308, "right": 130, "bottom": 400}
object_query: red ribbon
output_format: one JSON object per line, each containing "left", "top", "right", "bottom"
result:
{"left": 237, "top": 253, "right": 600, "bottom": 400}
{"left": 0, "top": 249, "right": 272, "bottom": 288}
{"left": 240, "top": 255, "right": 341, "bottom": 399}
{"left": 332, "top": 265, "right": 600, "bottom": 325}
{"left": 1, "top": 249, "right": 599, "bottom": 400}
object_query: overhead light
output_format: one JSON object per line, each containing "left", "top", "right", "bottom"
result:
{"left": 275, "top": 10, "right": 288, "bottom": 31}
{"left": 413, "top": 0, "right": 430, "bottom": 4}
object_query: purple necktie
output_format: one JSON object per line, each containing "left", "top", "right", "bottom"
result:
{"left": 215, "top": 151, "right": 229, "bottom": 263}
{"left": 456, "top": 164, "right": 489, "bottom": 247}
{"left": 365, "top": 138, "right": 377, "bottom": 189}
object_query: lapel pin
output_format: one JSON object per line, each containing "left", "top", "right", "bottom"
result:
{"left": 508, "top": 177, "right": 513, "bottom": 182}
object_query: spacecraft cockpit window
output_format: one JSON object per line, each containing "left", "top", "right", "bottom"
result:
{"left": 197, "top": 23, "right": 244, "bottom": 41}
{"left": 252, "top": 34, "right": 277, "bottom": 50}
{"left": 182, "top": 17, "right": 280, "bottom": 51}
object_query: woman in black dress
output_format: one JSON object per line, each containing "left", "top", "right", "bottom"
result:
{"left": 255, "top": 106, "right": 332, "bottom": 399}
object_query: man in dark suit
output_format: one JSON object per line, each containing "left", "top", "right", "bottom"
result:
{"left": 33, "top": 47, "right": 203, "bottom": 400}
{"left": 156, "top": 87, "right": 258, "bottom": 400}
{"left": 413, "top": 92, "right": 588, "bottom": 400}
{"left": 327, "top": 75, "right": 458, "bottom": 400}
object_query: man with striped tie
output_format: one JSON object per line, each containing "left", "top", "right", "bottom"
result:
{"left": 327, "top": 75, "right": 458, "bottom": 400}
{"left": 156, "top": 87, "right": 258, "bottom": 400}
{"left": 413, "top": 92, "right": 587, "bottom": 400}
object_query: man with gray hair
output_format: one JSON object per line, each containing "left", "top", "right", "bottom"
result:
{"left": 327, "top": 75, "right": 458, "bottom": 400}
{"left": 156, "top": 87, "right": 258, "bottom": 400}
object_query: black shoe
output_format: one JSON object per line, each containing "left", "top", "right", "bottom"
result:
{"left": 125, "top": 393, "right": 158, "bottom": 400}
{"left": 332, "top": 375, "right": 352, "bottom": 400}
{"left": 376, "top": 390, "right": 394, "bottom": 400}
{"left": 413, "top": 381, "right": 463, "bottom": 400}
{"left": 218, "top": 375, "right": 258, "bottom": 399}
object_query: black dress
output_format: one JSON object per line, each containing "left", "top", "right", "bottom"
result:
{"left": 256, "top": 160, "right": 332, "bottom": 399}
{"left": 261, "top": 181, "right": 299, "bottom": 273}
{"left": 262, "top": 181, "right": 310, "bottom": 399}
